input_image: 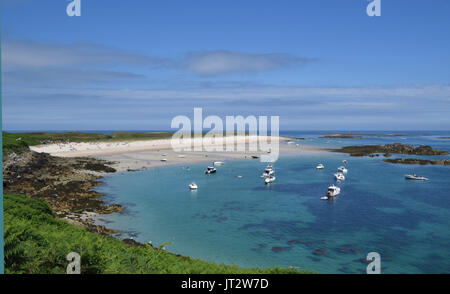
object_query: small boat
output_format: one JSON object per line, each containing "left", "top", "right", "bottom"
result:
{"left": 251, "top": 155, "right": 260, "bottom": 159}
{"left": 178, "top": 154, "right": 186, "bottom": 158}
{"left": 405, "top": 174, "right": 429, "bottom": 181}
{"left": 265, "top": 176, "right": 276, "bottom": 184}
{"left": 343, "top": 160, "right": 347, "bottom": 164}
{"left": 160, "top": 158, "right": 168, "bottom": 162}
{"left": 189, "top": 183, "right": 198, "bottom": 190}
{"left": 321, "top": 185, "right": 341, "bottom": 200}
{"left": 213, "top": 161, "right": 224, "bottom": 166}
{"left": 316, "top": 164, "right": 324, "bottom": 170}
{"left": 237, "top": 175, "right": 243, "bottom": 178}
{"left": 337, "top": 166, "right": 348, "bottom": 173}
{"left": 287, "top": 141, "right": 295, "bottom": 145}
{"left": 205, "top": 166, "right": 217, "bottom": 174}
{"left": 334, "top": 172, "right": 345, "bottom": 181}
{"left": 261, "top": 168, "right": 275, "bottom": 178}
{"left": 162, "top": 153, "right": 168, "bottom": 156}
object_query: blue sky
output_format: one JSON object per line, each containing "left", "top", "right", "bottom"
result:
{"left": 1, "top": 0, "right": 450, "bottom": 130}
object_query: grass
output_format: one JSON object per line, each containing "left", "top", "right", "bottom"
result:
{"left": 2, "top": 131, "right": 174, "bottom": 157}
{"left": 4, "top": 194, "right": 312, "bottom": 274}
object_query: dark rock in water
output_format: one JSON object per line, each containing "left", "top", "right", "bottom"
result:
{"left": 288, "top": 239, "right": 325, "bottom": 247}
{"left": 217, "top": 217, "right": 228, "bottom": 223}
{"left": 251, "top": 243, "right": 267, "bottom": 253}
{"left": 314, "top": 248, "right": 328, "bottom": 255}
{"left": 336, "top": 244, "right": 361, "bottom": 254}
{"left": 272, "top": 246, "right": 292, "bottom": 253}
{"left": 287, "top": 239, "right": 302, "bottom": 245}
{"left": 332, "top": 143, "right": 449, "bottom": 157}
{"left": 384, "top": 153, "right": 392, "bottom": 157}
{"left": 384, "top": 158, "right": 450, "bottom": 165}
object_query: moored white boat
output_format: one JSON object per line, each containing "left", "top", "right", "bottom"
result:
{"left": 213, "top": 161, "right": 224, "bottom": 166}
{"left": 265, "top": 176, "right": 276, "bottom": 184}
{"left": 405, "top": 174, "right": 429, "bottom": 181}
{"left": 316, "top": 164, "right": 324, "bottom": 170}
{"left": 261, "top": 168, "right": 275, "bottom": 178}
{"left": 189, "top": 183, "right": 198, "bottom": 190}
{"left": 321, "top": 185, "right": 341, "bottom": 200}
{"left": 337, "top": 166, "right": 348, "bottom": 173}
{"left": 205, "top": 166, "right": 217, "bottom": 174}
{"left": 334, "top": 172, "right": 345, "bottom": 181}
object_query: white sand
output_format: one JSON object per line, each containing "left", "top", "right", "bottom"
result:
{"left": 30, "top": 135, "right": 325, "bottom": 172}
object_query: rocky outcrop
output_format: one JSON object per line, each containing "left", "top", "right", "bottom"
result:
{"left": 332, "top": 143, "right": 449, "bottom": 157}
{"left": 3, "top": 151, "right": 122, "bottom": 230}
{"left": 383, "top": 158, "right": 450, "bottom": 165}
{"left": 321, "top": 134, "right": 363, "bottom": 139}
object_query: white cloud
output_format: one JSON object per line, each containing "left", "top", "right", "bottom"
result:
{"left": 183, "top": 51, "right": 315, "bottom": 75}
{"left": 1, "top": 39, "right": 165, "bottom": 69}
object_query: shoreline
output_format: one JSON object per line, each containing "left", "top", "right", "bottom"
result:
{"left": 29, "top": 135, "right": 327, "bottom": 172}
{"left": 6, "top": 135, "right": 329, "bottom": 242}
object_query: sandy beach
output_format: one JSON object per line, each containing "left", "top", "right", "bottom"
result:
{"left": 29, "top": 135, "right": 325, "bottom": 172}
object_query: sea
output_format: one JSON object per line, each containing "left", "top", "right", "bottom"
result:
{"left": 85, "top": 131, "right": 450, "bottom": 273}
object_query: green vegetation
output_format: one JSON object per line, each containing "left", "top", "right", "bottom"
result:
{"left": 4, "top": 194, "right": 311, "bottom": 274}
{"left": 2, "top": 131, "right": 174, "bottom": 157}
{"left": 2, "top": 132, "right": 31, "bottom": 156}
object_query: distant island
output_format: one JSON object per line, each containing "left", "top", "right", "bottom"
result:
{"left": 331, "top": 143, "right": 450, "bottom": 165}
{"left": 319, "top": 133, "right": 438, "bottom": 139}
{"left": 331, "top": 143, "right": 449, "bottom": 157}
{"left": 320, "top": 134, "right": 363, "bottom": 139}
{"left": 319, "top": 133, "right": 413, "bottom": 139}
{"left": 383, "top": 158, "right": 450, "bottom": 165}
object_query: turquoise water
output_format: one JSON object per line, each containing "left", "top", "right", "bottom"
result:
{"left": 95, "top": 133, "right": 450, "bottom": 273}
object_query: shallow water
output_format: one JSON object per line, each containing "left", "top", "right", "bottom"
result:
{"left": 95, "top": 132, "right": 450, "bottom": 273}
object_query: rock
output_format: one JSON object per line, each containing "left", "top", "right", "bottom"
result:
{"left": 122, "top": 238, "right": 146, "bottom": 248}
{"left": 3, "top": 150, "right": 120, "bottom": 232}
{"left": 272, "top": 246, "right": 292, "bottom": 252}
{"left": 314, "top": 248, "right": 328, "bottom": 255}
{"left": 384, "top": 158, "right": 450, "bottom": 165}
{"left": 332, "top": 143, "right": 449, "bottom": 157}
